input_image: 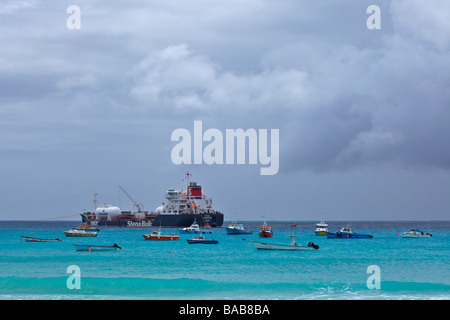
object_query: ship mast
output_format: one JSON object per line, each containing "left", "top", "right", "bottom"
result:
{"left": 183, "top": 172, "right": 191, "bottom": 186}
{"left": 93, "top": 193, "right": 98, "bottom": 212}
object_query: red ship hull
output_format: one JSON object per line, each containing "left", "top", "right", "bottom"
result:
{"left": 259, "top": 231, "right": 273, "bottom": 238}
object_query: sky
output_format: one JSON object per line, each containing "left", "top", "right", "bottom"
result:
{"left": 1, "top": 0, "right": 450, "bottom": 221}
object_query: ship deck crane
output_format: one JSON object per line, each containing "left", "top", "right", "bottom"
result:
{"left": 119, "top": 186, "right": 145, "bottom": 212}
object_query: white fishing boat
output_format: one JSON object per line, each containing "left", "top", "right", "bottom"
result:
{"left": 251, "top": 234, "right": 319, "bottom": 251}
{"left": 400, "top": 229, "right": 432, "bottom": 238}
{"left": 64, "top": 224, "right": 97, "bottom": 237}
{"left": 226, "top": 220, "right": 252, "bottom": 235}
{"left": 314, "top": 215, "right": 328, "bottom": 236}
{"left": 178, "top": 220, "right": 201, "bottom": 234}
{"left": 64, "top": 229, "right": 98, "bottom": 237}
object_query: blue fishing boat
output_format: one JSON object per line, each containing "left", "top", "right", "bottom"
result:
{"left": 327, "top": 226, "right": 373, "bottom": 239}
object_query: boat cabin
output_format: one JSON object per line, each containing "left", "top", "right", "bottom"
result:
{"left": 315, "top": 223, "right": 328, "bottom": 231}
{"left": 340, "top": 227, "right": 353, "bottom": 233}
{"left": 228, "top": 222, "right": 245, "bottom": 230}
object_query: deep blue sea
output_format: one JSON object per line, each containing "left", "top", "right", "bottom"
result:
{"left": 0, "top": 220, "right": 449, "bottom": 300}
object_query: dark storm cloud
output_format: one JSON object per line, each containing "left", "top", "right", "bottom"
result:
{"left": 2, "top": 0, "right": 449, "bottom": 172}
{"left": 2, "top": 0, "right": 449, "bottom": 162}
{"left": 123, "top": 1, "right": 450, "bottom": 173}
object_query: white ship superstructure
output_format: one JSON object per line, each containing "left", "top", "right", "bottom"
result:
{"left": 155, "top": 173, "right": 214, "bottom": 215}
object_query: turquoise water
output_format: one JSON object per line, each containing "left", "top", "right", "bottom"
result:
{"left": 0, "top": 221, "right": 449, "bottom": 300}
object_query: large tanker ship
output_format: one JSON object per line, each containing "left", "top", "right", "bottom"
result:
{"left": 80, "top": 173, "right": 224, "bottom": 228}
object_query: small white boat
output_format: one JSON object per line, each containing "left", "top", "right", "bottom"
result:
{"left": 226, "top": 220, "right": 252, "bottom": 235}
{"left": 314, "top": 215, "right": 328, "bottom": 236}
{"left": 400, "top": 229, "right": 432, "bottom": 238}
{"left": 64, "top": 229, "right": 98, "bottom": 237}
{"left": 179, "top": 221, "right": 201, "bottom": 234}
{"left": 251, "top": 234, "right": 319, "bottom": 251}
{"left": 64, "top": 224, "right": 97, "bottom": 237}
{"left": 64, "top": 224, "right": 98, "bottom": 237}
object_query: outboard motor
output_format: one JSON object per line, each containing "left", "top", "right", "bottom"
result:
{"left": 307, "top": 242, "right": 319, "bottom": 250}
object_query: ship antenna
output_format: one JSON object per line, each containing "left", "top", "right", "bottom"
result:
{"left": 183, "top": 172, "right": 191, "bottom": 186}
{"left": 93, "top": 193, "right": 98, "bottom": 212}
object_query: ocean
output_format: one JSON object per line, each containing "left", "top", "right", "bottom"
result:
{"left": 0, "top": 220, "right": 449, "bottom": 300}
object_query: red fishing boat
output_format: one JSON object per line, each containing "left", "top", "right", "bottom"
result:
{"left": 143, "top": 230, "right": 180, "bottom": 240}
{"left": 259, "top": 218, "right": 273, "bottom": 238}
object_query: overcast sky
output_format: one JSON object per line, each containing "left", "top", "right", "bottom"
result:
{"left": 1, "top": 0, "right": 450, "bottom": 221}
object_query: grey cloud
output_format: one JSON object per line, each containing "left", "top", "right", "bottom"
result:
{"left": 3, "top": 0, "right": 449, "bottom": 174}
{"left": 129, "top": 44, "right": 311, "bottom": 113}
{"left": 0, "top": 0, "right": 37, "bottom": 15}
{"left": 1, "top": 0, "right": 450, "bottom": 220}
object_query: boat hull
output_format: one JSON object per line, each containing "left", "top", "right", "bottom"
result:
{"left": 143, "top": 234, "right": 180, "bottom": 240}
{"left": 251, "top": 241, "right": 314, "bottom": 251}
{"left": 73, "top": 244, "right": 120, "bottom": 251}
{"left": 64, "top": 231, "right": 97, "bottom": 237}
{"left": 401, "top": 230, "right": 432, "bottom": 238}
{"left": 401, "top": 234, "right": 432, "bottom": 238}
{"left": 226, "top": 228, "right": 253, "bottom": 235}
{"left": 326, "top": 232, "right": 372, "bottom": 239}
{"left": 21, "top": 236, "right": 62, "bottom": 242}
{"left": 81, "top": 212, "right": 224, "bottom": 228}
{"left": 258, "top": 232, "right": 273, "bottom": 238}
{"left": 186, "top": 239, "right": 218, "bottom": 244}
{"left": 315, "top": 231, "right": 327, "bottom": 236}
{"left": 178, "top": 230, "right": 201, "bottom": 234}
